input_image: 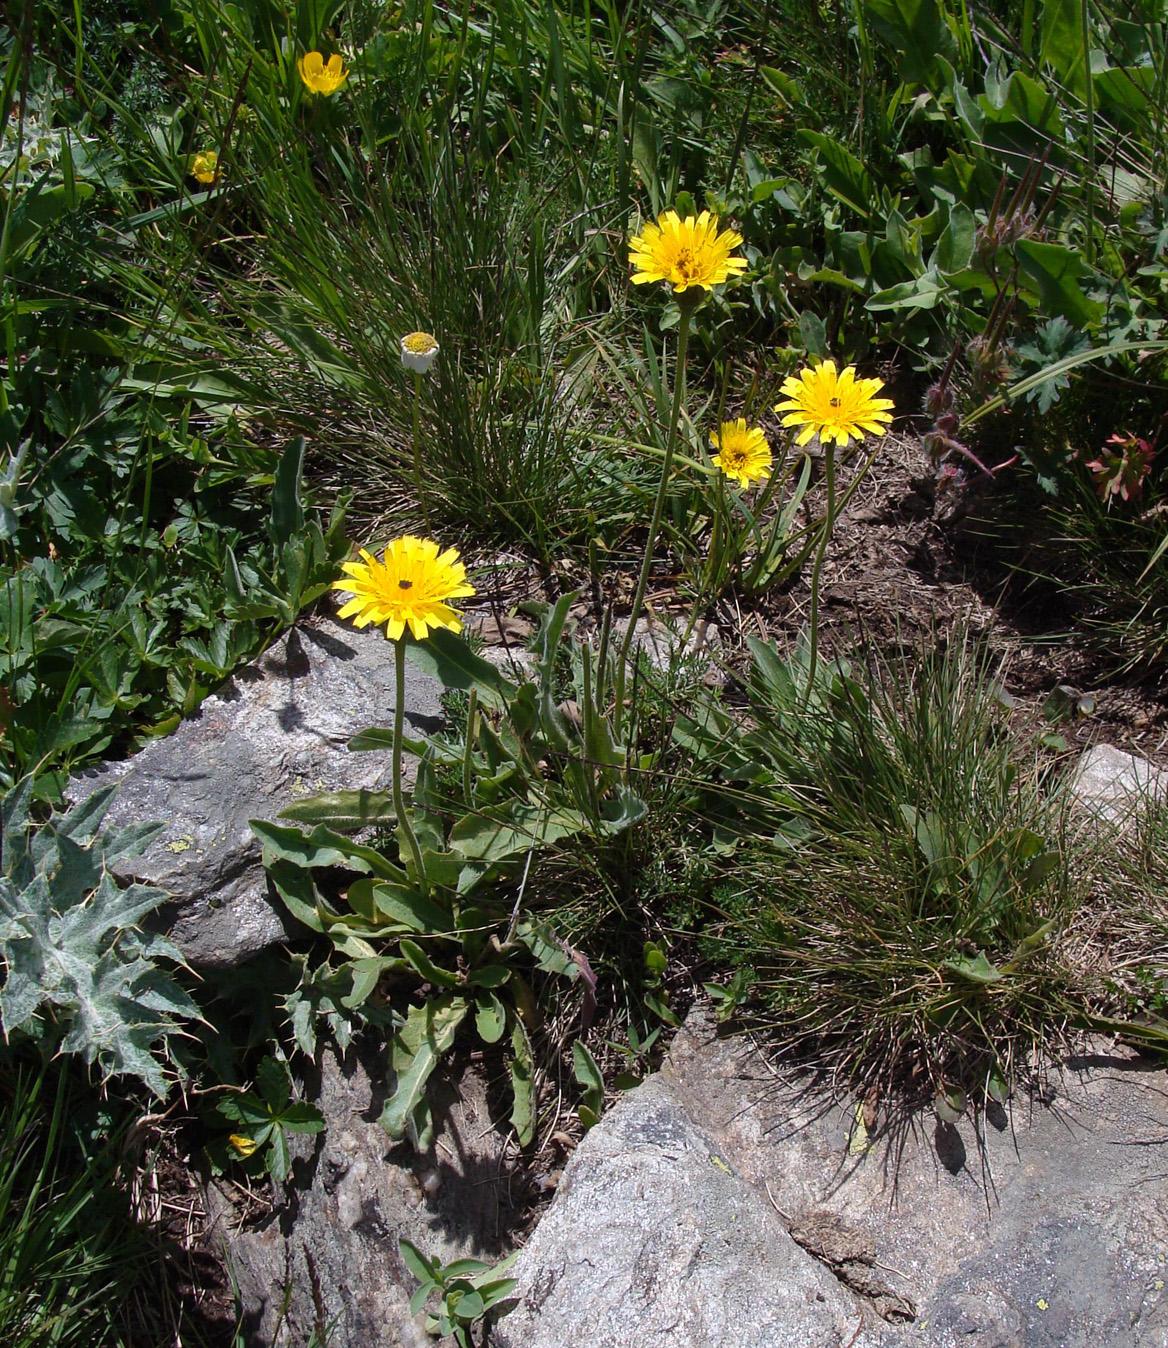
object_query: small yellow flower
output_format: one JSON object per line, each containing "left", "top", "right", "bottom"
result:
{"left": 190, "top": 149, "right": 220, "bottom": 185}
{"left": 710, "top": 419, "right": 772, "bottom": 487}
{"left": 333, "top": 535, "right": 475, "bottom": 642}
{"left": 775, "top": 359, "right": 894, "bottom": 448}
{"left": 401, "top": 331, "right": 439, "bottom": 375}
{"left": 629, "top": 210, "right": 747, "bottom": 295}
{"left": 1036, "top": 1299, "right": 1049, "bottom": 1312}
{"left": 228, "top": 1134, "right": 258, "bottom": 1158}
{"left": 297, "top": 50, "right": 349, "bottom": 95}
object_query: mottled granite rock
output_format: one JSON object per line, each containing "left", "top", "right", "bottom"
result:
{"left": 68, "top": 617, "right": 444, "bottom": 967}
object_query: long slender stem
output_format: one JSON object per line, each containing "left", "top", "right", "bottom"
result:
{"left": 801, "top": 445, "right": 836, "bottom": 711}
{"left": 393, "top": 638, "right": 427, "bottom": 885}
{"left": 411, "top": 370, "right": 429, "bottom": 528}
{"left": 615, "top": 306, "right": 693, "bottom": 721}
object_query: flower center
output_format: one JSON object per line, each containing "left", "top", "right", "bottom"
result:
{"left": 829, "top": 397, "right": 842, "bottom": 408}
{"left": 675, "top": 248, "right": 694, "bottom": 280}
{"left": 398, "top": 579, "right": 413, "bottom": 590}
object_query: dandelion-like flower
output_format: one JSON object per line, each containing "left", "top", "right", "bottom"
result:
{"left": 775, "top": 359, "right": 894, "bottom": 448}
{"left": 629, "top": 210, "right": 747, "bottom": 295}
{"left": 297, "top": 50, "right": 349, "bottom": 95}
{"left": 401, "top": 331, "right": 439, "bottom": 375}
{"left": 711, "top": 419, "right": 772, "bottom": 487}
{"left": 190, "top": 149, "right": 220, "bottom": 184}
{"left": 333, "top": 536, "right": 475, "bottom": 642}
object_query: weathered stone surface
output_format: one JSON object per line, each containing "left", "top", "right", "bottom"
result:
{"left": 1069, "top": 743, "right": 1168, "bottom": 823}
{"left": 660, "top": 1011, "right": 1168, "bottom": 1348}
{"left": 68, "top": 616, "right": 444, "bottom": 967}
{"left": 208, "top": 1044, "right": 518, "bottom": 1348}
{"left": 612, "top": 614, "right": 720, "bottom": 673}
{"left": 491, "top": 1074, "right": 866, "bottom": 1348}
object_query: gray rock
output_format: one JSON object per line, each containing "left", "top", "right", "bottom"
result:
{"left": 613, "top": 614, "right": 720, "bottom": 673}
{"left": 491, "top": 1074, "right": 867, "bottom": 1348}
{"left": 1069, "top": 743, "right": 1168, "bottom": 823}
{"left": 208, "top": 1044, "right": 517, "bottom": 1348}
{"left": 68, "top": 617, "right": 444, "bottom": 967}
{"left": 661, "top": 1010, "right": 1168, "bottom": 1348}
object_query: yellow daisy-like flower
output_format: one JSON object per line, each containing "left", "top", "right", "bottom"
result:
{"left": 775, "top": 359, "right": 894, "bottom": 448}
{"left": 297, "top": 50, "right": 349, "bottom": 95}
{"left": 190, "top": 149, "right": 220, "bottom": 185}
{"left": 710, "top": 419, "right": 772, "bottom": 488}
{"left": 228, "top": 1134, "right": 258, "bottom": 1158}
{"left": 333, "top": 536, "right": 475, "bottom": 642}
{"left": 629, "top": 210, "right": 747, "bottom": 295}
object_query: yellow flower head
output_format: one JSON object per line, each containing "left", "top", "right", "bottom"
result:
{"left": 190, "top": 149, "right": 220, "bottom": 185}
{"left": 774, "top": 359, "right": 894, "bottom": 448}
{"left": 298, "top": 50, "right": 349, "bottom": 95}
{"left": 629, "top": 210, "right": 747, "bottom": 295}
{"left": 228, "top": 1134, "right": 258, "bottom": 1158}
{"left": 333, "top": 536, "right": 475, "bottom": 642}
{"left": 710, "top": 419, "right": 772, "bottom": 488}
{"left": 401, "top": 331, "right": 439, "bottom": 375}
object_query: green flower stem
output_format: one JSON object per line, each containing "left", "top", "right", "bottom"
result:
{"left": 615, "top": 306, "right": 694, "bottom": 727}
{"left": 800, "top": 444, "right": 836, "bottom": 712}
{"left": 411, "top": 370, "right": 429, "bottom": 528}
{"left": 393, "top": 638, "right": 427, "bottom": 885}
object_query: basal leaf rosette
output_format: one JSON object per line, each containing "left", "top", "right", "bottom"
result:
{"left": 333, "top": 535, "right": 475, "bottom": 642}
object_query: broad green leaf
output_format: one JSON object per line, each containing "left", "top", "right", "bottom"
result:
{"left": 475, "top": 991, "right": 506, "bottom": 1044}
{"left": 945, "top": 951, "right": 1005, "bottom": 984}
{"left": 371, "top": 883, "right": 453, "bottom": 935}
{"left": 399, "top": 939, "right": 461, "bottom": 989}
{"left": 509, "top": 1020, "right": 535, "bottom": 1146}
{"left": 270, "top": 438, "right": 306, "bottom": 547}
{"left": 278, "top": 790, "right": 397, "bottom": 827}
{"left": 796, "top": 131, "right": 875, "bottom": 218}
{"left": 406, "top": 628, "right": 516, "bottom": 710}
{"left": 380, "top": 996, "right": 468, "bottom": 1140}
{"left": 864, "top": 0, "right": 956, "bottom": 88}
{"left": 1015, "top": 240, "right": 1103, "bottom": 327}
{"left": 450, "top": 800, "right": 589, "bottom": 863}
{"left": 1038, "top": 0, "right": 1088, "bottom": 98}
{"left": 933, "top": 203, "right": 975, "bottom": 275}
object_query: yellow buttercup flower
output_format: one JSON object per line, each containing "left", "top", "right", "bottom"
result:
{"left": 629, "top": 210, "right": 747, "bottom": 295}
{"left": 298, "top": 50, "right": 349, "bottom": 95}
{"left": 333, "top": 536, "right": 475, "bottom": 642}
{"left": 190, "top": 149, "right": 220, "bottom": 185}
{"left": 228, "top": 1134, "right": 258, "bottom": 1158}
{"left": 775, "top": 359, "right": 894, "bottom": 448}
{"left": 710, "top": 419, "right": 772, "bottom": 487}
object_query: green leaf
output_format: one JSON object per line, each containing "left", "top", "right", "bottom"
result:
{"left": 572, "top": 1040, "right": 604, "bottom": 1126}
{"left": 933, "top": 203, "right": 975, "bottom": 275}
{"left": 380, "top": 996, "right": 469, "bottom": 1141}
{"left": 399, "top": 939, "right": 461, "bottom": 989}
{"left": 278, "top": 790, "right": 397, "bottom": 827}
{"left": 475, "top": 991, "right": 506, "bottom": 1045}
{"left": 509, "top": 1020, "right": 535, "bottom": 1146}
{"left": 270, "top": 438, "right": 306, "bottom": 546}
{"left": 796, "top": 131, "right": 875, "bottom": 218}
{"left": 449, "top": 800, "right": 589, "bottom": 864}
{"left": 1038, "top": 0, "right": 1088, "bottom": 98}
{"left": 399, "top": 1238, "right": 439, "bottom": 1287}
{"left": 934, "top": 1085, "right": 966, "bottom": 1124}
{"left": 944, "top": 951, "right": 1005, "bottom": 985}
{"left": 371, "top": 884, "right": 453, "bottom": 935}
{"left": 406, "top": 629, "right": 516, "bottom": 711}
{"left": 1015, "top": 240, "right": 1103, "bottom": 327}
{"left": 863, "top": 0, "right": 957, "bottom": 88}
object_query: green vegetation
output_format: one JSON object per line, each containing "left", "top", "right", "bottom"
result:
{"left": 2, "top": 0, "right": 1168, "bottom": 1339}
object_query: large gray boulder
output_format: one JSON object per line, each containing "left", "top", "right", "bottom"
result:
{"left": 67, "top": 617, "right": 444, "bottom": 967}
{"left": 659, "top": 1011, "right": 1168, "bottom": 1348}
{"left": 1069, "top": 743, "right": 1168, "bottom": 823}
{"left": 491, "top": 1073, "right": 866, "bottom": 1348}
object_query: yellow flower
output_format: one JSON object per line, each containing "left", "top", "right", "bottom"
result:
{"left": 333, "top": 536, "right": 475, "bottom": 642}
{"left": 401, "top": 331, "right": 439, "bottom": 375}
{"left": 190, "top": 149, "right": 220, "bottom": 185}
{"left": 775, "top": 359, "right": 894, "bottom": 448}
{"left": 629, "top": 210, "right": 747, "bottom": 294}
{"left": 298, "top": 50, "right": 349, "bottom": 95}
{"left": 228, "top": 1134, "right": 258, "bottom": 1158}
{"left": 710, "top": 419, "right": 772, "bottom": 487}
